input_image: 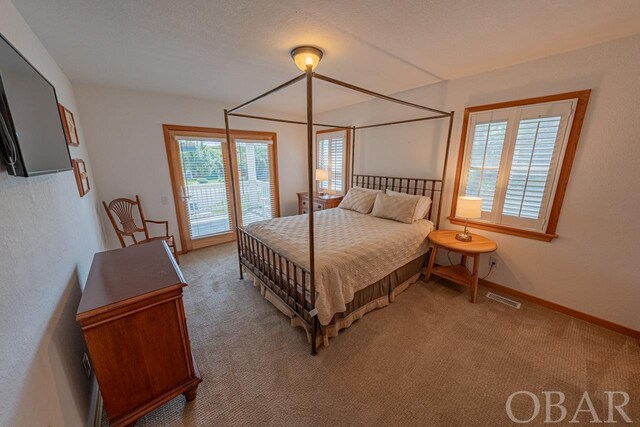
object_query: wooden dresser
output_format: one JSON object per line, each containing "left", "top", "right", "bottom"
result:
{"left": 297, "top": 192, "right": 343, "bottom": 214}
{"left": 77, "top": 240, "right": 201, "bottom": 427}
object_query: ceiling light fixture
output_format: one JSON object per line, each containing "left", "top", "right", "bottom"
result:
{"left": 290, "top": 46, "right": 323, "bottom": 71}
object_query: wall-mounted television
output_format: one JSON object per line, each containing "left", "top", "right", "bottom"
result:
{"left": 0, "top": 32, "right": 72, "bottom": 177}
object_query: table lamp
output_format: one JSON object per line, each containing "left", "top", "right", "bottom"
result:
{"left": 316, "top": 169, "right": 329, "bottom": 196}
{"left": 455, "top": 196, "right": 482, "bottom": 241}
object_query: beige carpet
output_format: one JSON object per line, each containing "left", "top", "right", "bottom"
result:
{"left": 109, "top": 243, "right": 639, "bottom": 426}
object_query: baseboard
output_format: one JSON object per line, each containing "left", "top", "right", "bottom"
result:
{"left": 93, "top": 391, "right": 103, "bottom": 427}
{"left": 479, "top": 278, "right": 640, "bottom": 340}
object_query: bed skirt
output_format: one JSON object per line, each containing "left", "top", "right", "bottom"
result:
{"left": 245, "top": 252, "right": 428, "bottom": 349}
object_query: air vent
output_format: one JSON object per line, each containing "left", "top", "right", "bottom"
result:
{"left": 486, "top": 292, "right": 521, "bottom": 309}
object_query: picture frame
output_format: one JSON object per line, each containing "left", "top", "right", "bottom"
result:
{"left": 59, "top": 103, "right": 80, "bottom": 146}
{"left": 72, "top": 159, "right": 90, "bottom": 197}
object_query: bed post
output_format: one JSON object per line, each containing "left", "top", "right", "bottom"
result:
{"left": 436, "top": 111, "right": 455, "bottom": 230}
{"left": 350, "top": 126, "right": 356, "bottom": 190}
{"left": 306, "top": 67, "right": 318, "bottom": 355}
{"left": 223, "top": 67, "right": 454, "bottom": 354}
{"left": 224, "top": 109, "right": 243, "bottom": 279}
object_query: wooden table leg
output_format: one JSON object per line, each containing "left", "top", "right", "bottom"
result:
{"left": 460, "top": 254, "right": 467, "bottom": 267}
{"left": 183, "top": 384, "right": 199, "bottom": 402}
{"left": 470, "top": 254, "right": 479, "bottom": 303}
{"left": 424, "top": 246, "right": 438, "bottom": 281}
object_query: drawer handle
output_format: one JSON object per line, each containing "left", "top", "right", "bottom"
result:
{"left": 302, "top": 200, "right": 308, "bottom": 207}
{"left": 314, "top": 203, "right": 323, "bottom": 210}
{"left": 301, "top": 209, "right": 308, "bottom": 214}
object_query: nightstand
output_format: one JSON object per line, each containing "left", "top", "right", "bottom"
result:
{"left": 297, "top": 192, "right": 343, "bottom": 214}
{"left": 423, "top": 230, "right": 497, "bottom": 303}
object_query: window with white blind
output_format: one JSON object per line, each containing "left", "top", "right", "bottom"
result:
{"left": 316, "top": 128, "right": 350, "bottom": 194}
{"left": 452, "top": 91, "right": 590, "bottom": 241}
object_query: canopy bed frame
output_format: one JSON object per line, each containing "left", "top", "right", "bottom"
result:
{"left": 223, "top": 48, "right": 454, "bottom": 354}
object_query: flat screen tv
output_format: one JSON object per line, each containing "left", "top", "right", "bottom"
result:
{"left": 0, "top": 32, "right": 72, "bottom": 177}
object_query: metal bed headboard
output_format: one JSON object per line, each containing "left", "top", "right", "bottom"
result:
{"left": 351, "top": 174, "right": 442, "bottom": 224}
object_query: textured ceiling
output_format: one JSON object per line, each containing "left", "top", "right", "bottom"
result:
{"left": 11, "top": 0, "right": 640, "bottom": 115}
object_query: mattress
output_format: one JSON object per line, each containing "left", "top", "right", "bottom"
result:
{"left": 242, "top": 207, "right": 434, "bottom": 325}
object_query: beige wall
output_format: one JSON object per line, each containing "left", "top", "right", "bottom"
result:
{"left": 0, "top": 0, "right": 105, "bottom": 425}
{"left": 74, "top": 84, "right": 308, "bottom": 251}
{"left": 318, "top": 34, "right": 640, "bottom": 332}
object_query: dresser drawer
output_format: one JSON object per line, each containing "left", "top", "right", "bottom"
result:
{"left": 300, "top": 198, "right": 323, "bottom": 211}
{"left": 298, "top": 193, "right": 343, "bottom": 215}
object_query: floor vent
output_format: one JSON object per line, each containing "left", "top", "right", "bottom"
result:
{"left": 486, "top": 292, "right": 521, "bottom": 309}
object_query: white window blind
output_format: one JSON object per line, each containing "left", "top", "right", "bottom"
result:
{"left": 318, "top": 138, "right": 329, "bottom": 188}
{"left": 459, "top": 100, "right": 575, "bottom": 231}
{"left": 330, "top": 137, "right": 344, "bottom": 192}
{"left": 465, "top": 118, "right": 508, "bottom": 213}
{"left": 235, "top": 139, "right": 277, "bottom": 225}
{"left": 503, "top": 117, "right": 561, "bottom": 219}
{"left": 317, "top": 130, "right": 348, "bottom": 194}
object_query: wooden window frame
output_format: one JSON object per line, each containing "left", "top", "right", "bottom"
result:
{"left": 316, "top": 127, "right": 351, "bottom": 195}
{"left": 163, "top": 124, "right": 279, "bottom": 252}
{"left": 450, "top": 90, "right": 591, "bottom": 242}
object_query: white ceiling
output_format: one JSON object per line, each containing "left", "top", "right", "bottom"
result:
{"left": 11, "top": 0, "right": 640, "bottom": 116}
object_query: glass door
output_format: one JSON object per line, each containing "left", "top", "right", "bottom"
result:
{"left": 164, "top": 126, "right": 279, "bottom": 252}
{"left": 233, "top": 139, "right": 279, "bottom": 225}
{"left": 178, "top": 137, "right": 234, "bottom": 239}
{"left": 167, "top": 130, "right": 235, "bottom": 251}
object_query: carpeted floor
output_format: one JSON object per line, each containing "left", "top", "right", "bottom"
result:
{"left": 110, "top": 243, "right": 639, "bottom": 426}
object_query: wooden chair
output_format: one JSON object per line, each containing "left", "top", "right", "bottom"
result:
{"left": 103, "top": 195, "right": 179, "bottom": 264}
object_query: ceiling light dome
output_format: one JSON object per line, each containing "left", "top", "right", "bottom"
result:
{"left": 290, "top": 46, "right": 323, "bottom": 71}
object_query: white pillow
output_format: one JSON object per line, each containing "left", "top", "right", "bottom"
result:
{"left": 338, "top": 186, "right": 382, "bottom": 214}
{"left": 371, "top": 193, "right": 420, "bottom": 224}
{"left": 386, "top": 189, "right": 432, "bottom": 222}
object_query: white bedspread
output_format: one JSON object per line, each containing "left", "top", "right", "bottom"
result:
{"left": 243, "top": 208, "right": 433, "bottom": 325}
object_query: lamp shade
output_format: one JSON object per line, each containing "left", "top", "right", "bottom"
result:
{"left": 291, "top": 46, "right": 323, "bottom": 71}
{"left": 315, "top": 169, "right": 329, "bottom": 181}
{"left": 456, "top": 196, "right": 482, "bottom": 219}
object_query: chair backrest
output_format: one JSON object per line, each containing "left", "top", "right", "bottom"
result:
{"left": 102, "top": 195, "right": 149, "bottom": 247}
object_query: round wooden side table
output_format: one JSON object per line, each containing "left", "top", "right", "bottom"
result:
{"left": 423, "top": 230, "right": 497, "bottom": 303}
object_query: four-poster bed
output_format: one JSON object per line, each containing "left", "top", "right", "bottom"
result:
{"left": 223, "top": 46, "right": 454, "bottom": 354}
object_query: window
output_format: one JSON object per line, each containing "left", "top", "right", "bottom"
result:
{"left": 316, "top": 128, "right": 350, "bottom": 194}
{"left": 451, "top": 91, "right": 590, "bottom": 241}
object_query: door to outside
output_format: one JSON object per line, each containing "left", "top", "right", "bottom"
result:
{"left": 164, "top": 126, "right": 279, "bottom": 252}
{"left": 234, "top": 139, "right": 278, "bottom": 226}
